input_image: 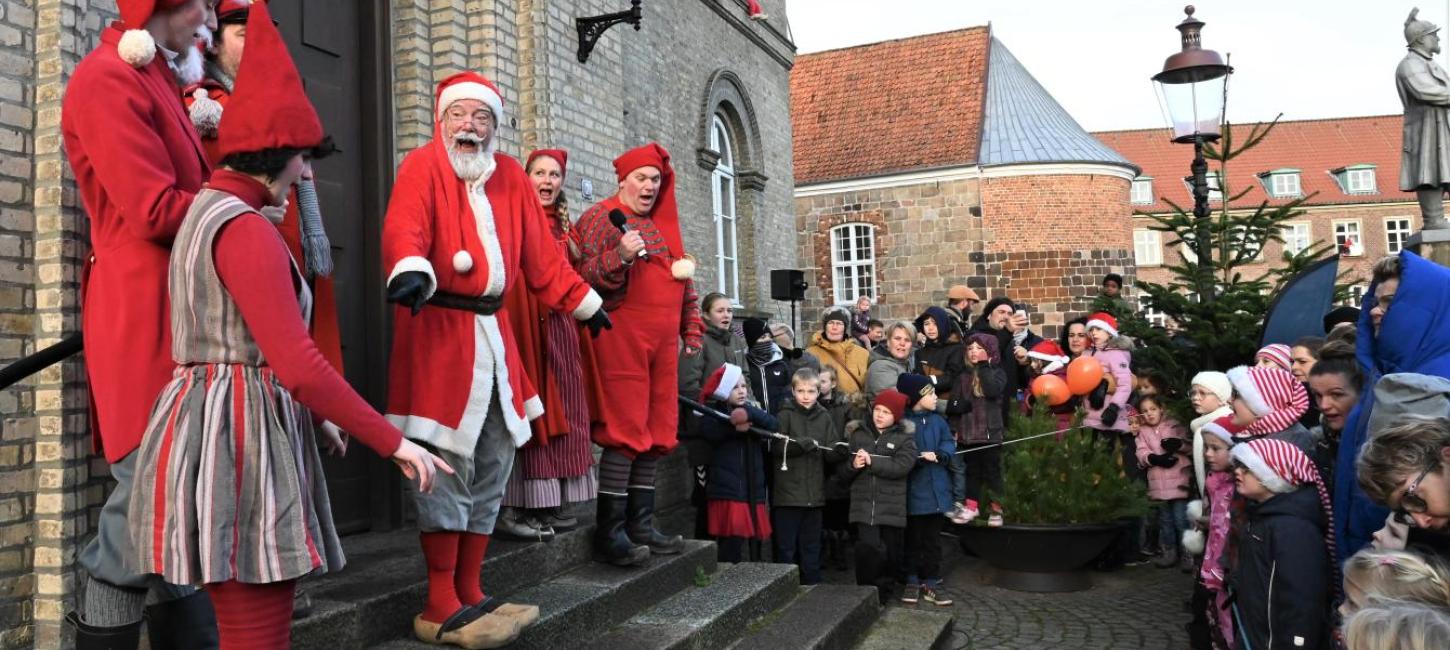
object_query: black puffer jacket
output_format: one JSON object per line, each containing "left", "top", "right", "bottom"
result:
{"left": 1229, "top": 486, "right": 1331, "bottom": 650}
{"left": 914, "top": 307, "right": 966, "bottom": 399}
{"left": 846, "top": 419, "right": 917, "bottom": 528}
{"left": 698, "top": 401, "right": 779, "bottom": 504}
{"left": 679, "top": 323, "right": 749, "bottom": 465}
{"left": 770, "top": 400, "right": 848, "bottom": 508}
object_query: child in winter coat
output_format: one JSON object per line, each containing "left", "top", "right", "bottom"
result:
{"left": 680, "top": 292, "right": 749, "bottom": 539}
{"left": 1225, "top": 365, "right": 1315, "bottom": 454}
{"left": 1131, "top": 395, "right": 1191, "bottom": 570}
{"left": 1228, "top": 438, "right": 1335, "bottom": 650}
{"left": 913, "top": 307, "right": 965, "bottom": 400}
{"left": 1184, "top": 373, "right": 1236, "bottom": 649}
{"left": 947, "top": 333, "right": 1008, "bottom": 526}
{"left": 1023, "top": 339, "right": 1076, "bottom": 429}
{"left": 846, "top": 389, "right": 918, "bottom": 603}
{"left": 697, "top": 364, "right": 779, "bottom": 563}
{"left": 742, "top": 318, "right": 795, "bottom": 414}
{"left": 1082, "top": 312, "right": 1137, "bottom": 477}
{"left": 817, "top": 366, "right": 859, "bottom": 569}
{"left": 1188, "top": 371, "right": 1234, "bottom": 511}
{"left": 770, "top": 368, "right": 847, "bottom": 585}
{"left": 896, "top": 374, "right": 956, "bottom": 607}
{"left": 851, "top": 295, "right": 874, "bottom": 348}
{"left": 1341, "top": 549, "right": 1450, "bottom": 619}
{"left": 1188, "top": 416, "right": 1246, "bottom": 650}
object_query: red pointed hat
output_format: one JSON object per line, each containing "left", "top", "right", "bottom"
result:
{"left": 118, "top": 0, "right": 190, "bottom": 29}
{"left": 526, "top": 149, "right": 568, "bottom": 176}
{"left": 613, "top": 143, "right": 682, "bottom": 258}
{"left": 434, "top": 71, "right": 505, "bottom": 126}
{"left": 216, "top": 0, "right": 323, "bottom": 159}
{"left": 1085, "top": 312, "right": 1119, "bottom": 338}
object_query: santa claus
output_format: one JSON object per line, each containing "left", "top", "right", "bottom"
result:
{"left": 60, "top": 0, "right": 219, "bottom": 647}
{"left": 382, "top": 72, "right": 610, "bottom": 648}
{"left": 574, "top": 144, "right": 703, "bottom": 566}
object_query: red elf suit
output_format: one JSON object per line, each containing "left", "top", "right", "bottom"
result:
{"left": 574, "top": 143, "right": 702, "bottom": 565}
{"left": 381, "top": 71, "right": 603, "bottom": 646}
{"left": 60, "top": 0, "right": 217, "bottom": 643}
{"left": 126, "top": 3, "right": 403, "bottom": 648}
{"left": 182, "top": 0, "right": 347, "bottom": 376}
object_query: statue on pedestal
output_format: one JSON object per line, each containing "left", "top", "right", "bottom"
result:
{"left": 1398, "top": 8, "right": 1450, "bottom": 230}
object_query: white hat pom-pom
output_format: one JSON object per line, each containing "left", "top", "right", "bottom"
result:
{"left": 453, "top": 250, "right": 474, "bottom": 273}
{"left": 671, "top": 255, "right": 696, "bottom": 280}
{"left": 1186, "top": 499, "right": 1204, "bottom": 523}
{"left": 118, "top": 29, "right": 157, "bottom": 68}
{"left": 1181, "top": 528, "right": 1205, "bottom": 556}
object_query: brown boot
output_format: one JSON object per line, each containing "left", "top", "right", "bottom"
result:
{"left": 412, "top": 606, "right": 521, "bottom": 649}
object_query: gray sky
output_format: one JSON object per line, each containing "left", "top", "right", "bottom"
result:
{"left": 785, "top": 0, "right": 1431, "bottom": 132}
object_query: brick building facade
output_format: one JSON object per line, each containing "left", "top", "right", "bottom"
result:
{"left": 792, "top": 28, "right": 1138, "bottom": 340}
{"left": 0, "top": 1, "right": 796, "bottom": 647}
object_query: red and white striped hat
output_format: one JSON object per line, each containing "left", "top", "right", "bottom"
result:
{"left": 1231, "top": 437, "right": 1337, "bottom": 588}
{"left": 1254, "top": 344, "right": 1293, "bottom": 373}
{"left": 1085, "top": 312, "right": 1118, "bottom": 338}
{"left": 1226, "top": 365, "right": 1308, "bottom": 436}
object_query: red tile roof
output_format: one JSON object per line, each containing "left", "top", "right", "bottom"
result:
{"left": 1093, "top": 115, "right": 1412, "bottom": 213}
{"left": 791, "top": 26, "right": 990, "bottom": 185}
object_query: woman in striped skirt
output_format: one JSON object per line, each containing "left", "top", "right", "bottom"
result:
{"left": 126, "top": 5, "right": 450, "bottom": 648}
{"left": 495, "top": 149, "right": 602, "bottom": 540}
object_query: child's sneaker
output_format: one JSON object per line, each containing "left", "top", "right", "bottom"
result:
{"left": 921, "top": 586, "right": 953, "bottom": 606}
{"left": 946, "top": 503, "right": 970, "bottom": 524}
{"left": 961, "top": 500, "right": 980, "bottom": 523}
{"left": 987, "top": 513, "right": 1004, "bottom": 527}
{"left": 900, "top": 584, "right": 920, "bottom": 604}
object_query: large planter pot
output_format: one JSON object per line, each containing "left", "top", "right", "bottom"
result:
{"left": 957, "top": 522, "right": 1122, "bottom": 593}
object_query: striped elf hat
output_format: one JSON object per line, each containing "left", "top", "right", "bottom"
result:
{"left": 1231, "top": 437, "right": 1339, "bottom": 593}
{"left": 1254, "top": 344, "right": 1293, "bottom": 373}
{"left": 1226, "top": 365, "right": 1308, "bottom": 436}
{"left": 1201, "top": 415, "right": 1246, "bottom": 444}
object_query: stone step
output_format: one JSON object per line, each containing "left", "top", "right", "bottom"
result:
{"left": 725, "top": 583, "right": 882, "bottom": 650}
{"left": 369, "top": 539, "right": 718, "bottom": 649}
{"left": 290, "top": 526, "right": 594, "bottom": 650}
{"left": 852, "top": 606, "right": 956, "bottom": 650}
{"left": 582, "top": 562, "right": 801, "bottom": 650}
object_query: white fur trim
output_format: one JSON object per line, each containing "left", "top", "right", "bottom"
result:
{"left": 118, "top": 29, "right": 156, "bottom": 67}
{"left": 1231, "top": 444, "right": 1293, "bottom": 494}
{"left": 713, "top": 364, "right": 744, "bottom": 401}
{"left": 1085, "top": 317, "right": 1117, "bottom": 338}
{"left": 1227, "top": 366, "right": 1271, "bottom": 416}
{"left": 1201, "top": 421, "right": 1235, "bottom": 445}
{"left": 437, "top": 81, "right": 505, "bottom": 126}
{"left": 1027, "top": 350, "right": 1067, "bottom": 363}
{"left": 466, "top": 178, "right": 506, "bottom": 296}
{"left": 1186, "top": 499, "right": 1204, "bottom": 522}
{"left": 388, "top": 256, "right": 438, "bottom": 302}
{"left": 453, "top": 250, "right": 474, "bottom": 273}
{"left": 672, "top": 257, "right": 696, "bottom": 280}
{"left": 571, "top": 289, "right": 603, "bottom": 320}
{"left": 1181, "top": 528, "right": 1205, "bottom": 555}
{"left": 1041, "top": 360, "right": 1065, "bottom": 374}
{"left": 523, "top": 395, "right": 544, "bottom": 422}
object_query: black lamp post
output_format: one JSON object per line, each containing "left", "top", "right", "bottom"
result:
{"left": 1153, "top": 5, "right": 1232, "bottom": 304}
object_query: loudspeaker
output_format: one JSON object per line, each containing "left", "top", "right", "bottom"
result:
{"left": 770, "top": 269, "right": 807, "bottom": 301}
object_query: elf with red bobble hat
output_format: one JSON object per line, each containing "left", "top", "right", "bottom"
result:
{"left": 381, "top": 70, "right": 610, "bottom": 648}
{"left": 61, "top": 0, "right": 218, "bottom": 646}
{"left": 574, "top": 143, "right": 705, "bottom": 566}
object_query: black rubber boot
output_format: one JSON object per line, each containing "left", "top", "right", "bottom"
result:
{"left": 67, "top": 611, "right": 142, "bottom": 650}
{"left": 595, "top": 493, "right": 650, "bottom": 566}
{"left": 626, "top": 487, "right": 684, "bottom": 555}
{"left": 144, "top": 590, "right": 219, "bottom": 650}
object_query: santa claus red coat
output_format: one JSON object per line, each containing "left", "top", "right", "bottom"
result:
{"left": 382, "top": 73, "right": 602, "bottom": 458}
{"left": 61, "top": 23, "right": 210, "bottom": 462}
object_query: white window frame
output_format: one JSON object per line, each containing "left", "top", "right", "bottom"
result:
{"left": 1133, "top": 229, "right": 1162, "bottom": 266}
{"left": 1334, "top": 220, "right": 1364, "bottom": 257}
{"left": 709, "top": 115, "right": 740, "bottom": 301}
{"left": 830, "top": 223, "right": 876, "bottom": 306}
{"left": 1268, "top": 172, "right": 1301, "bottom": 198}
{"left": 1182, "top": 172, "right": 1222, "bottom": 203}
{"left": 1385, "top": 217, "right": 1413, "bottom": 254}
{"left": 1130, "top": 178, "right": 1154, "bottom": 205}
{"left": 1344, "top": 168, "right": 1377, "bottom": 194}
{"left": 1281, "top": 222, "right": 1311, "bottom": 256}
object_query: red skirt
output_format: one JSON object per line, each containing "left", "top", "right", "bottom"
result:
{"left": 706, "top": 499, "right": 772, "bottom": 539}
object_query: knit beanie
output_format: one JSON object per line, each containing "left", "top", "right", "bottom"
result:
{"left": 872, "top": 389, "right": 909, "bottom": 424}
{"left": 822, "top": 307, "right": 851, "bottom": 330}
{"left": 700, "top": 363, "right": 743, "bottom": 403}
{"left": 1226, "top": 365, "right": 1309, "bottom": 436}
{"left": 1231, "top": 438, "right": 1338, "bottom": 589}
{"left": 980, "top": 297, "right": 1014, "bottom": 323}
{"left": 966, "top": 332, "right": 1001, "bottom": 364}
{"left": 1190, "top": 371, "right": 1233, "bottom": 405}
{"left": 1254, "top": 344, "right": 1293, "bottom": 373}
{"left": 896, "top": 374, "right": 935, "bottom": 410}
{"left": 742, "top": 317, "right": 770, "bottom": 345}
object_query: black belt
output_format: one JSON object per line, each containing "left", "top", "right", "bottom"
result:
{"left": 427, "top": 291, "right": 503, "bottom": 315}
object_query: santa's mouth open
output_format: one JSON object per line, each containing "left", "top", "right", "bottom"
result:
{"left": 453, "top": 133, "right": 485, "bottom": 154}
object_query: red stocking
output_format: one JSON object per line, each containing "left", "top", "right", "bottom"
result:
{"left": 420, "top": 531, "right": 463, "bottom": 622}
{"left": 206, "top": 579, "right": 296, "bottom": 650}
{"left": 455, "top": 532, "right": 491, "bottom": 606}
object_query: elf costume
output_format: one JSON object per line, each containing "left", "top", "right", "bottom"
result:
{"left": 574, "top": 144, "right": 703, "bottom": 565}
{"left": 382, "top": 71, "right": 606, "bottom": 648}
{"left": 61, "top": 0, "right": 218, "bottom": 646}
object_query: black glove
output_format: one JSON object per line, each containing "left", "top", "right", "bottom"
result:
{"left": 386, "top": 271, "right": 430, "bottom": 316}
{"left": 1148, "top": 453, "right": 1176, "bottom": 468}
{"left": 1161, "top": 437, "right": 1184, "bottom": 454}
{"left": 1088, "top": 379, "right": 1109, "bottom": 410}
{"left": 584, "top": 309, "right": 613, "bottom": 338}
{"left": 783, "top": 346, "right": 804, "bottom": 360}
{"left": 794, "top": 437, "right": 819, "bottom": 453}
{"left": 1101, "top": 403, "right": 1120, "bottom": 427}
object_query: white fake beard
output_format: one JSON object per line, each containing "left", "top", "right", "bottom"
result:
{"left": 447, "top": 133, "right": 490, "bottom": 181}
{"left": 170, "top": 35, "right": 207, "bottom": 86}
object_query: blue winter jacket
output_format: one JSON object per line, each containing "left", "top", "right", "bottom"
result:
{"left": 1334, "top": 250, "right": 1450, "bottom": 563}
{"left": 905, "top": 410, "right": 957, "bottom": 516}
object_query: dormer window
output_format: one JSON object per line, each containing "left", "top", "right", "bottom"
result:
{"left": 1333, "top": 164, "right": 1378, "bottom": 195}
{"left": 1259, "top": 169, "right": 1302, "bottom": 198}
{"left": 1131, "top": 177, "right": 1154, "bottom": 205}
{"left": 1183, "top": 172, "right": 1222, "bottom": 202}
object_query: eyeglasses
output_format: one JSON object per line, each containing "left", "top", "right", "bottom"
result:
{"left": 444, "top": 110, "right": 496, "bottom": 128}
{"left": 1399, "top": 464, "right": 1437, "bottom": 515}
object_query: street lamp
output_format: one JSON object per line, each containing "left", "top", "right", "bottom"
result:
{"left": 1153, "top": 5, "right": 1232, "bottom": 302}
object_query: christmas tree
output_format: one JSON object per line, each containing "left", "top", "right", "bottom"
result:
{"left": 986, "top": 406, "right": 1147, "bottom": 525}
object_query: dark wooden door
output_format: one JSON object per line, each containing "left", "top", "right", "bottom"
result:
{"left": 272, "top": 0, "right": 382, "bottom": 534}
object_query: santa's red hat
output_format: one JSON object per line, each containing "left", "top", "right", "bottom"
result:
{"left": 116, "top": 0, "right": 193, "bottom": 68}
{"left": 1085, "top": 312, "right": 1119, "bottom": 338}
{"left": 434, "top": 71, "right": 505, "bottom": 127}
{"left": 215, "top": 0, "right": 322, "bottom": 159}
{"left": 1027, "top": 340, "right": 1069, "bottom": 373}
{"left": 746, "top": 0, "right": 768, "bottom": 20}
{"left": 700, "top": 363, "right": 744, "bottom": 403}
{"left": 526, "top": 149, "right": 568, "bottom": 176}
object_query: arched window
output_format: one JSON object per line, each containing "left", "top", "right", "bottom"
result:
{"left": 710, "top": 115, "right": 740, "bottom": 301}
{"left": 830, "top": 223, "right": 875, "bottom": 305}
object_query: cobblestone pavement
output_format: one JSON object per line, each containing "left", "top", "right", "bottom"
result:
{"left": 823, "top": 537, "right": 1195, "bottom": 649}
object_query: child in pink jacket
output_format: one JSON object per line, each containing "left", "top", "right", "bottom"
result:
{"left": 1132, "top": 395, "right": 1191, "bottom": 569}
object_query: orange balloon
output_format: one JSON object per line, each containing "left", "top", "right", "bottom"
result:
{"left": 1031, "top": 374, "right": 1071, "bottom": 406}
{"left": 1066, "top": 356, "right": 1105, "bottom": 395}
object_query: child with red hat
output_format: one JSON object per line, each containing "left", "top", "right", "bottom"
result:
{"left": 1024, "top": 339, "right": 1078, "bottom": 429}
{"left": 846, "top": 389, "right": 919, "bottom": 604}
{"left": 696, "top": 364, "right": 779, "bottom": 563}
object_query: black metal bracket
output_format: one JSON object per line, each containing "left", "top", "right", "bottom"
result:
{"left": 576, "top": 0, "right": 642, "bottom": 64}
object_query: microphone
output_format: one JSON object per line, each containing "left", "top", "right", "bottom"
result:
{"left": 608, "top": 209, "right": 647, "bottom": 259}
